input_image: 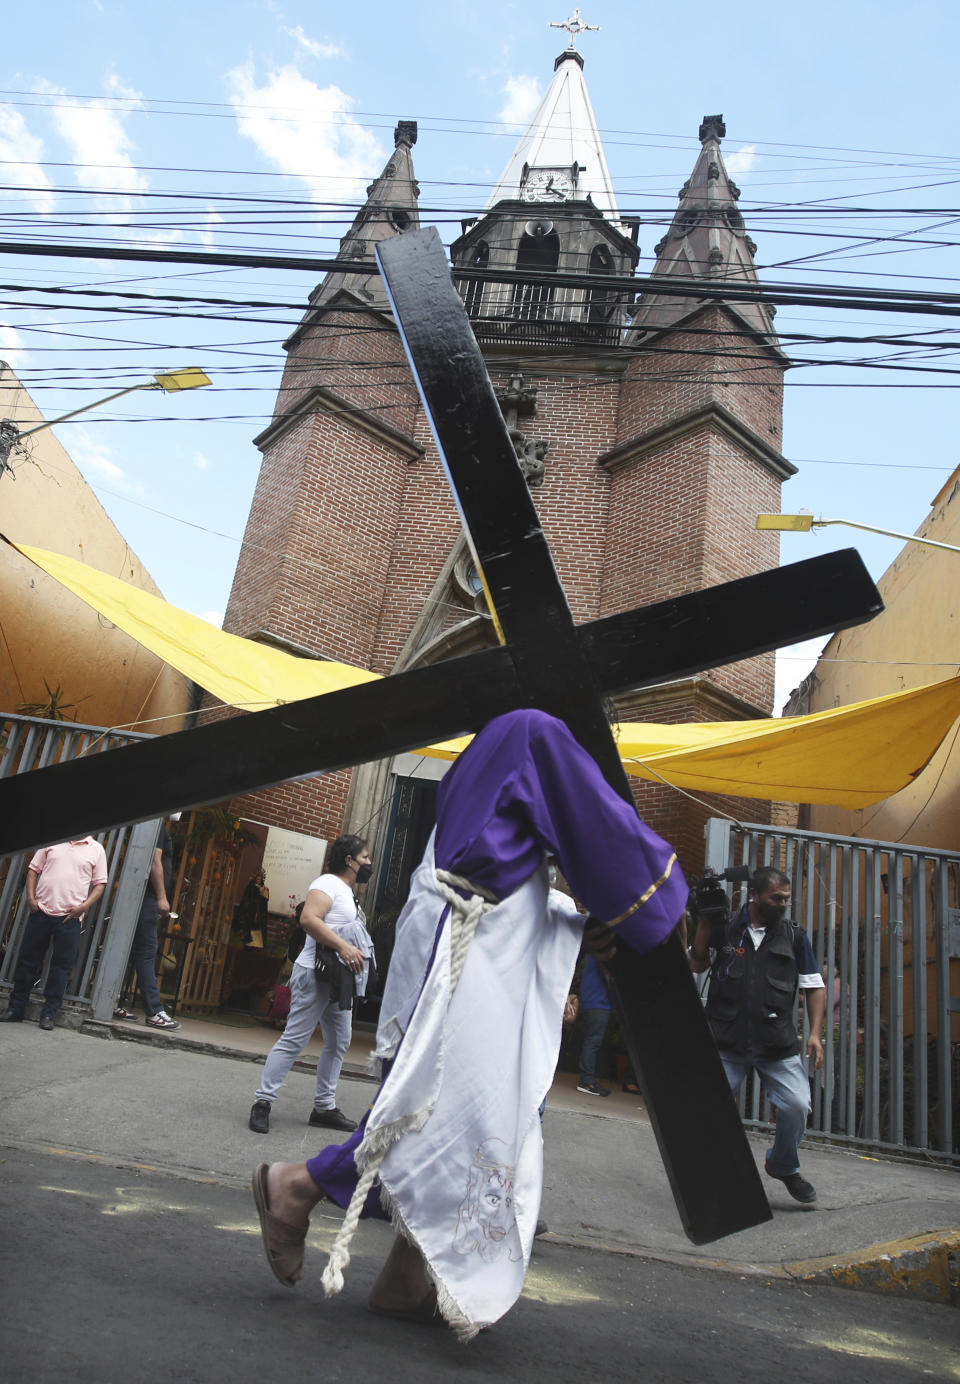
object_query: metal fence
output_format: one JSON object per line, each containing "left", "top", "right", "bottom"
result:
{"left": 0, "top": 713, "right": 160, "bottom": 1021}
{"left": 703, "top": 818, "right": 960, "bottom": 1161}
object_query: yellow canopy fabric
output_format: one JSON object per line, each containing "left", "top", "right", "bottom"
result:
{"left": 10, "top": 538, "right": 960, "bottom": 809}
{"left": 9, "top": 538, "right": 380, "bottom": 710}
{"left": 612, "top": 680, "right": 960, "bottom": 805}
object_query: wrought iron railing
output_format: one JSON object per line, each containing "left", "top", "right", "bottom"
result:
{"left": 454, "top": 274, "right": 624, "bottom": 348}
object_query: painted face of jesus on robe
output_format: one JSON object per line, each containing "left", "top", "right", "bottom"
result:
{"left": 453, "top": 1138, "right": 523, "bottom": 1264}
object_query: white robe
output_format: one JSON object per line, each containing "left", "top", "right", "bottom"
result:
{"left": 359, "top": 835, "right": 583, "bottom": 1338}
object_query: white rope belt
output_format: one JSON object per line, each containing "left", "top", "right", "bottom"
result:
{"left": 320, "top": 869, "right": 494, "bottom": 1298}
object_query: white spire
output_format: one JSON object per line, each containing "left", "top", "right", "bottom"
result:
{"left": 486, "top": 49, "right": 620, "bottom": 226}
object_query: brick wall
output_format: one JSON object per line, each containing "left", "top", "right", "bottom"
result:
{"left": 217, "top": 286, "right": 786, "bottom": 863}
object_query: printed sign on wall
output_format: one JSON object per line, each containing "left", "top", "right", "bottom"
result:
{"left": 260, "top": 825, "right": 328, "bottom": 912}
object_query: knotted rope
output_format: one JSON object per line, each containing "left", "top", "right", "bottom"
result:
{"left": 321, "top": 870, "right": 493, "bottom": 1297}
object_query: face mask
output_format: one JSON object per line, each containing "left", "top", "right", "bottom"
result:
{"left": 756, "top": 901, "right": 786, "bottom": 925}
{"left": 355, "top": 862, "right": 373, "bottom": 885}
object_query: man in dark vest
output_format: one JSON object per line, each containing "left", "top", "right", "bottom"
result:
{"left": 689, "top": 867, "right": 825, "bottom": 1204}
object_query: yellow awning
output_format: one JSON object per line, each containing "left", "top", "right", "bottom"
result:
{"left": 9, "top": 538, "right": 960, "bottom": 809}
{"left": 7, "top": 537, "right": 380, "bottom": 709}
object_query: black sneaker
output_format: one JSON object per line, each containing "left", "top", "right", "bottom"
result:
{"left": 249, "top": 1100, "right": 271, "bottom": 1134}
{"left": 576, "top": 1081, "right": 611, "bottom": 1097}
{"left": 308, "top": 1106, "right": 358, "bottom": 1132}
{"left": 38, "top": 1014, "right": 55, "bottom": 1031}
{"left": 765, "top": 1163, "right": 817, "bottom": 1204}
{"left": 0, "top": 1009, "right": 23, "bottom": 1023}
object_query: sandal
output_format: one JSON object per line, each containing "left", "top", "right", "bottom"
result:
{"left": 251, "top": 1163, "right": 308, "bottom": 1288}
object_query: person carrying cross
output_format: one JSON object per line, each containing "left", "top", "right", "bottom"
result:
{"left": 251, "top": 708, "right": 688, "bottom": 1340}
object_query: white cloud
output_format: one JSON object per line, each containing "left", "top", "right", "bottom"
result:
{"left": 0, "top": 108, "right": 56, "bottom": 214}
{"left": 283, "top": 25, "right": 343, "bottom": 60}
{"left": 196, "top": 609, "right": 224, "bottom": 628}
{"left": 66, "top": 424, "right": 142, "bottom": 495}
{"left": 499, "top": 74, "right": 541, "bottom": 126}
{"left": 37, "top": 76, "right": 148, "bottom": 201}
{"left": 193, "top": 450, "right": 210, "bottom": 470}
{"left": 224, "top": 61, "right": 383, "bottom": 203}
{"left": 34, "top": 76, "right": 185, "bottom": 246}
{"left": 198, "top": 207, "right": 223, "bottom": 248}
{"left": 725, "top": 144, "right": 757, "bottom": 177}
{"left": 0, "top": 325, "right": 29, "bottom": 372}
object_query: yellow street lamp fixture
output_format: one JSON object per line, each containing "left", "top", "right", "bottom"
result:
{"left": 0, "top": 368, "right": 212, "bottom": 479}
{"left": 756, "top": 512, "right": 960, "bottom": 558}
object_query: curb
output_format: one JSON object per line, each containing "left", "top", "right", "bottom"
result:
{"left": 78, "top": 1017, "right": 378, "bottom": 1083}
{"left": 782, "top": 1229, "right": 960, "bottom": 1306}
{"left": 536, "top": 1227, "right": 960, "bottom": 1308}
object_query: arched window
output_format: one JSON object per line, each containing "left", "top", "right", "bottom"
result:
{"left": 587, "top": 243, "right": 614, "bottom": 325}
{"left": 463, "top": 240, "right": 488, "bottom": 317}
{"left": 512, "top": 225, "right": 559, "bottom": 320}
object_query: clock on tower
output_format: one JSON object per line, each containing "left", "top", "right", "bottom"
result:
{"left": 521, "top": 167, "right": 575, "bottom": 202}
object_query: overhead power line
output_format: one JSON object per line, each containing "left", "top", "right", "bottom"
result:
{"left": 3, "top": 237, "right": 960, "bottom": 318}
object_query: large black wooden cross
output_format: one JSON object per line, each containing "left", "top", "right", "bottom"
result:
{"left": 0, "top": 228, "right": 882, "bottom": 1244}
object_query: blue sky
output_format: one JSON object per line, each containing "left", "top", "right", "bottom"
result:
{"left": 1, "top": 0, "right": 958, "bottom": 711}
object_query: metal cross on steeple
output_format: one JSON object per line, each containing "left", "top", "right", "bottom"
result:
{"left": 549, "top": 8, "right": 600, "bottom": 47}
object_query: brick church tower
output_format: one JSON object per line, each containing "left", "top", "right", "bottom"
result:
{"left": 220, "top": 41, "right": 793, "bottom": 906}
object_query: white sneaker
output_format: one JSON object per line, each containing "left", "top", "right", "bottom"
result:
{"left": 145, "top": 1009, "right": 180, "bottom": 1031}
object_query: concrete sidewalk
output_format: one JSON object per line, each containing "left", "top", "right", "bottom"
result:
{"left": 1, "top": 1010, "right": 957, "bottom": 1307}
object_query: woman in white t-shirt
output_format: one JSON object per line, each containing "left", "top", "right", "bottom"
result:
{"left": 248, "top": 835, "right": 375, "bottom": 1135}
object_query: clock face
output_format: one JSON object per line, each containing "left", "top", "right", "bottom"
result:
{"left": 522, "top": 168, "right": 574, "bottom": 202}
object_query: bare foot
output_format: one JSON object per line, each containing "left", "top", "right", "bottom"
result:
{"left": 369, "top": 1233, "right": 437, "bottom": 1315}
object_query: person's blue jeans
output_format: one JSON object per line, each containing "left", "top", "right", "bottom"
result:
{"left": 578, "top": 1007, "right": 610, "bottom": 1085}
{"left": 131, "top": 899, "right": 163, "bottom": 1016}
{"left": 720, "top": 1052, "right": 811, "bottom": 1177}
{"left": 9, "top": 911, "right": 82, "bottom": 1018}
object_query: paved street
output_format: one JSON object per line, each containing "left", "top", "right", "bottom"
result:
{"left": 0, "top": 1020, "right": 957, "bottom": 1382}
{"left": 2, "top": 1144, "right": 957, "bottom": 1384}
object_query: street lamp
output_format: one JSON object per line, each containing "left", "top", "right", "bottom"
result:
{"left": 756, "top": 512, "right": 960, "bottom": 558}
{"left": 0, "top": 367, "right": 212, "bottom": 478}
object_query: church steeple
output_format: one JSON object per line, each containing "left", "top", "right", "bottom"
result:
{"left": 451, "top": 30, "right": 637, "bottom": 347}
{"left": 303, "top": 120, "right": 420, "bottom": 318}
{"left": 486, "top": 45, "right": 621, "bottom": 226}
{"left": 628, "top": 115, "right": 778, "bottom": 344}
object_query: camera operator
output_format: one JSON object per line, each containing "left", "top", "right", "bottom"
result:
{"left": 688, "top": 867, "right": 825, "bottom": 1205}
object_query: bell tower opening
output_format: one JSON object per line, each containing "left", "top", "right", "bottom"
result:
{"left": 513, "top": 222, "right": 560, "bottom": 321}
{"left": 587, "top": 242, "right": 614, "bottom": 325}
{"left": 463, "top": 240, "right": 489, "bottom": 317}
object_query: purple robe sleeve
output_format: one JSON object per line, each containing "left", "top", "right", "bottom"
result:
{"left": 434, "top": 709, "right": 686, "bottom": 955}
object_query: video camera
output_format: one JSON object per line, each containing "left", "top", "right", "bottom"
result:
{"left": 687, "top": 864, "right": 751, "bottom": 926}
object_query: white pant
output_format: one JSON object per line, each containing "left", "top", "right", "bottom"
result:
{"left": 255, "top": 964, "right": 353, "bottom": 1110}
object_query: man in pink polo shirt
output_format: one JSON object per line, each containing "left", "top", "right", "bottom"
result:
{"left": 1, "top": 837, "right": 108, "bottom": 1030}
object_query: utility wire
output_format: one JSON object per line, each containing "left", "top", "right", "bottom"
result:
{"left": 4, "top": 238, "right": 960, "bottom": 319}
